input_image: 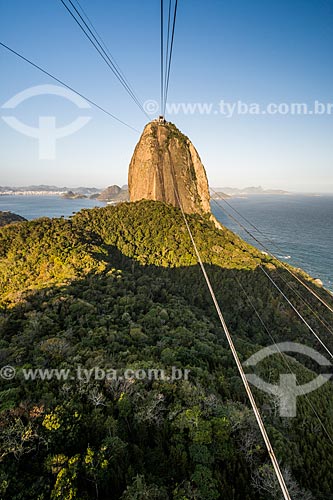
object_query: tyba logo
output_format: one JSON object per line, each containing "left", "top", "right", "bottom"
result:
{"left": 1, "top": 84, "right": 91, "bottom": 159}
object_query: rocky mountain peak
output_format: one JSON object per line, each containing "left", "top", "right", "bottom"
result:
{"left": 128, "top": 121, "right": 210, "bottom": 214}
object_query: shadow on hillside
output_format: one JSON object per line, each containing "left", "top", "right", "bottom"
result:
{"left": 3, "top": 241, "right": 333, "bottom": 365}
{"left": 2, "top": 242, "right": 333, "bottom": 500}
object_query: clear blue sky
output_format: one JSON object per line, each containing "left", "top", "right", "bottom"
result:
{"left": 1, "top": 0, "right": 332, "bottom": 192}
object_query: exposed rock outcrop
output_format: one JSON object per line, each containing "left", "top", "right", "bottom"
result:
{"left": 98, "top": 185, "right": 129, "bottom": 202}
{"left": 98, "top": 185, "right": 121, "bottom": 201}
{"left": 61, "top": 191, "right": 87, "bottom": 199}
{"left": 0, "top": 211, "right": 26, "bottom": 227}
{"left": 128, "top": 121, "right": 210, "bottom": 214}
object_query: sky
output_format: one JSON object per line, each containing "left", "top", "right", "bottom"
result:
{"left": 0, "top": 0, "right": 332, "bottom": 192}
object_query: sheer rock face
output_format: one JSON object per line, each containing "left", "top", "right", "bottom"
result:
{"left": 128, "top": 121, "right": 210, "bottom": 214}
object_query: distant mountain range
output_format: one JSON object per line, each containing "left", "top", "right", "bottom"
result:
{"left": 0, "top": 185, "right": 290, "bottom": 197}
{"left": 212, "top": 186, "right": 290, "bottom": 195}
{"left": 0, "top": 185, "right": 101, "bottom": 195}
{"left": 60, "top": 185, "right": 129, "bottom": 202}
{"left": 0, "top": 185, "right": 129, "bottom": 200}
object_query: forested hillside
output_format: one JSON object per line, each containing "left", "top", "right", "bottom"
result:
{"left": 0, "top": 201, "right": 332, "bottom": 499}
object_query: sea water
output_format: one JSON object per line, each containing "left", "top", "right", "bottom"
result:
{"left": 212, "top": 194, "right": 333, "bottom": 291}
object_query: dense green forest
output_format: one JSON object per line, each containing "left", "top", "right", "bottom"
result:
{"left": 0, "top": 200, "right": 333, "bottom": 499}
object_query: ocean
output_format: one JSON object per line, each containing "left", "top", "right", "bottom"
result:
{"left": 0, "top": 195, "right": 105, "bottom": 220}
{"left": 212, "top": 195, "right": 333, "bottom": 292}
{"left": 0, "top": 194, "right": 332, "bottom": 291}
